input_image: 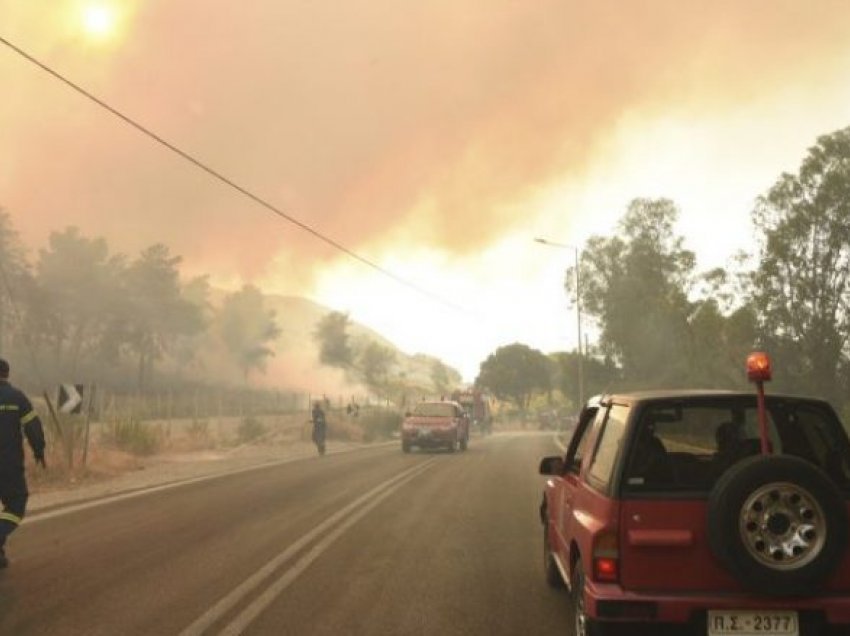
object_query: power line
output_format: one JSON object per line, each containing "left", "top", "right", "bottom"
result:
{"left": 0, "top": 35, "right": 468, "bottom": 314}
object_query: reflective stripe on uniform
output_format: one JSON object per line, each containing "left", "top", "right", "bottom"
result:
{"left": 0, "top": 404, "right": 20, "bottom": 412}
{"left": 20, "top": 411, "right": 37, "bottom": 425}
{"left": 0, "top": 512, "right": 22, "bottom": 525}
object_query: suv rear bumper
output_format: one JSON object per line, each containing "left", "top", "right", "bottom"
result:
{"left": 402, "top": 429, "right": 457, "bottom": 447}
{"left": 586, "top": 579, "right": 850, "bottom": 625}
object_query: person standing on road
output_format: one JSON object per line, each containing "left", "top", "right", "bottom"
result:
{"left": 0, "top": 358, "right": 46, "bottom": 568}
{"left": 311, "top": 401, "right": 327, "bottom": 456}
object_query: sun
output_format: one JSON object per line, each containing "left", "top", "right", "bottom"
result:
{"left": 81, "top": 3, "right": 118, "bottom": 41}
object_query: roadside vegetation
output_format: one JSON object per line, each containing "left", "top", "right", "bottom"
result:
{"left": 473, "top": 126, "right": 850, "bottom": 422}
{"left": 0, "top": 220, "right": 281, "bottom": 394}
{"left": 0, "top": 214, "right": 451, "bottom": 477}
{"left": 358, "top": 408, "right": 403, "bottom": 442}
{"left": 8, "top": 126, "right": 850, "bottom": 469}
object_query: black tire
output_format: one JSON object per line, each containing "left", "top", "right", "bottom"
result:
{"left": 460, "top": 435, "right": 468, "bottom": 452}
{"left": 543, "top": 525, "right": 564, "bottom": 588}
{"left": 707, "top": 454, "right": 848, "bottom": 596}
{"left": 402, "top": 442, "right": 411, "bottom": 453}
{"left": 570, "top": 560, "right": 611, "bottom": 636}
{"left": 447, "top": 435, "right": 457, "bottom": 453}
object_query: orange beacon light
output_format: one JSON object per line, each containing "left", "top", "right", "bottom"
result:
{"left": 746, "top": 351, "right": 772, "bottom": 383}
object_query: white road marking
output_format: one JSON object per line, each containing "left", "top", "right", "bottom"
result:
{"left": 179, "top": 458, "right": 437, "bottom": 636}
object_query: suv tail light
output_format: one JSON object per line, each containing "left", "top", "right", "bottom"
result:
{"left": 592, "top": 531, "right": 619, "bottom": 583}
{"left": 594, "top": 557, "right": 618, "bottom": 582}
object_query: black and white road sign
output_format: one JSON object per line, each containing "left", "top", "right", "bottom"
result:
{"left": 58, "top": 384, "right": 84, "bottom": 415}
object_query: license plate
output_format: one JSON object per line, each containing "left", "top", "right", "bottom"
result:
{"left": 707, "top": 610, "right": 798, "bottom": 636}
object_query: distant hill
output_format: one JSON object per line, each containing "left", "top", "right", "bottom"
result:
{"left": 240, "top": 294, "right": 460, "bottom": 397}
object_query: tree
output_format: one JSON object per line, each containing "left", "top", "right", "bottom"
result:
{"left": 217, "top": 285, "right": 281, "bottom": 380}
{"left": 34, "top": 227, "right": 124, "bottom": 375}
{"left": 313, "top": 311, "right": 354, "bottom": 368}
{"left": 475, "top": 343, "right": 551, "bottom": 410}
{"left": 685, "top": 299, "right": 757, "bottom": 389}
{"left": 172, "top": 275, "right": 213, "bottom": 376}
{"left": 430, "top": 359, "right": 460, "bottom": 396}
{"left": 549, "top": 350, "right": 620, "bottom": 408}
{"left": 569, "top": 199, "right": 695, "bottom": 387}
{"left": 569, "top": 198, "right": 759, "bottom": 391}
{"left": 752, "top": 126, "right": 850, "bottom": 404}
{"left": 358, "top": 340, "right": 396, "bottom": 394}
{"left": 123, "top": 244, "right": 204, "bottom": 389}
{"left": 0, "top": 210, "right": 31, "bottom": 355}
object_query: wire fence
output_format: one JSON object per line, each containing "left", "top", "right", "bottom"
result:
{"left": 25, "top": 383, "right": 410, "bottom": 472}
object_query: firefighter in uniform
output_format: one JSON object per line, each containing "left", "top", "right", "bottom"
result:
{"left": 0, "top": 358, "right": 46, "bottom": 568}
{"left": 311, "top": 401, "right": 327, "bottom": 456}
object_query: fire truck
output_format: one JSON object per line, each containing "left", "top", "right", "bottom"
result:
{"left": 450, "top": 389, "right": 492, "bottom": 435}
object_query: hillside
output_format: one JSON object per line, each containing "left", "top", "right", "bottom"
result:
{"left": 247, "top": 294, "right": 459, "bottom": 397}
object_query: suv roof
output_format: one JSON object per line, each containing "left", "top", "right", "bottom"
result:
{"left": 598, "top": 389, "right": 831, "bottom": 405}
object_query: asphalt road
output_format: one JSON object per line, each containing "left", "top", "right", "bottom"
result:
{"left": 0, "top": 432, "right": 573, "bottom": 635}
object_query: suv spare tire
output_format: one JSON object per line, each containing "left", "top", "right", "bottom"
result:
{"left": 707, "top": 454, "right": 848, "bottom": 596}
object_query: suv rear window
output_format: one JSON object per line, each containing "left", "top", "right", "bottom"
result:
{"left": 622, "top": 398, "right": 850, "bottom": 495}
{"left": 412, "top": 403, "right": 457, "bottom": 417}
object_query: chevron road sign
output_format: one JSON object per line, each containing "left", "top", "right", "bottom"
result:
{"left": 58, "top": 384, "right": 84, "bottom": 415}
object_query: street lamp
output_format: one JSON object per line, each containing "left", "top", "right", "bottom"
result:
{"left": 534, "top": 237, "right": 584, "bottom": 409}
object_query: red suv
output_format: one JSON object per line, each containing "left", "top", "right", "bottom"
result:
{"left": 401, "top": 400, "right": 470, "bottom": 453}
{"left": 540, "top": 368, "right": 850, "bottom": 635}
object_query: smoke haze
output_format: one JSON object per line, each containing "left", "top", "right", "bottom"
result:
{"left": 3, "top": 0, "right": 849, "bottom": 288}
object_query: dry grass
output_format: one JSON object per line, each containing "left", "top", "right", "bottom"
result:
{"left": 27, "top": 445, "right": 144, "bottom": 493}
{"left": 25, "top": 410, "right": 376, "bottom": 495}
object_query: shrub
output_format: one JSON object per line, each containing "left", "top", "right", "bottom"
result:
{"left": 324, "top": 418, "right": 351, "bottom": 441}
{"left": 104, "top": 416, "right": 160, "bottom": 456}
{"left": 360, "top": 408, "right": 403, "bottom": 442}
{"left": 183, "top": 418, "right": 215, "bottom": 449}
{"left": 237, "top": 416, "right": 267, "bottom": 443}
{"left": 188, "top": 419, "right": 210, "bottom": 439}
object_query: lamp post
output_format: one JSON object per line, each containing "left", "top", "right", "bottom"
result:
{"left": 534, "top": 237, "right": 584, "bottom": 409}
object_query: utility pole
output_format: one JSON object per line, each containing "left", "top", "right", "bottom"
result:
{"left": 574, "top": 247, "right": 584, "bottom": 409}
{"left": 534, "top": 237, "right": 584, "bottom": 409}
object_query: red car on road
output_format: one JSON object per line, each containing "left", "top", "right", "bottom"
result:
{"left": 401, "top": 400, "right": 470, "bottom": 453}
{"left": 540, "top": 354, "right": 850, "bottom": 635}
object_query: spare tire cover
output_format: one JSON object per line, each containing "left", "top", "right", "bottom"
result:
{"left": 707, "top": 454, "right": 848, "bottom": 596}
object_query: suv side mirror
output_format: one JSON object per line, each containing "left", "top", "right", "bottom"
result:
{"left": 539, "top": 456, "right": 565, "bottom": 475}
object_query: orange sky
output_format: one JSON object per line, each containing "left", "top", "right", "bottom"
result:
{"left": 2, "top": 0, "right": 850, "bottom": 380}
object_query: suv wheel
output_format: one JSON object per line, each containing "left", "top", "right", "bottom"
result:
{"left": 543, "top": 526, "right": 564, "bottom": 588}
{"left": 460, "top": 435, "right": 468, "bottom": 452}
{"left": 570, "top": 561, "right": 610, "bottom": 636}
{"left": 708, "top": 454, "right": 848, "bottom": 596}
